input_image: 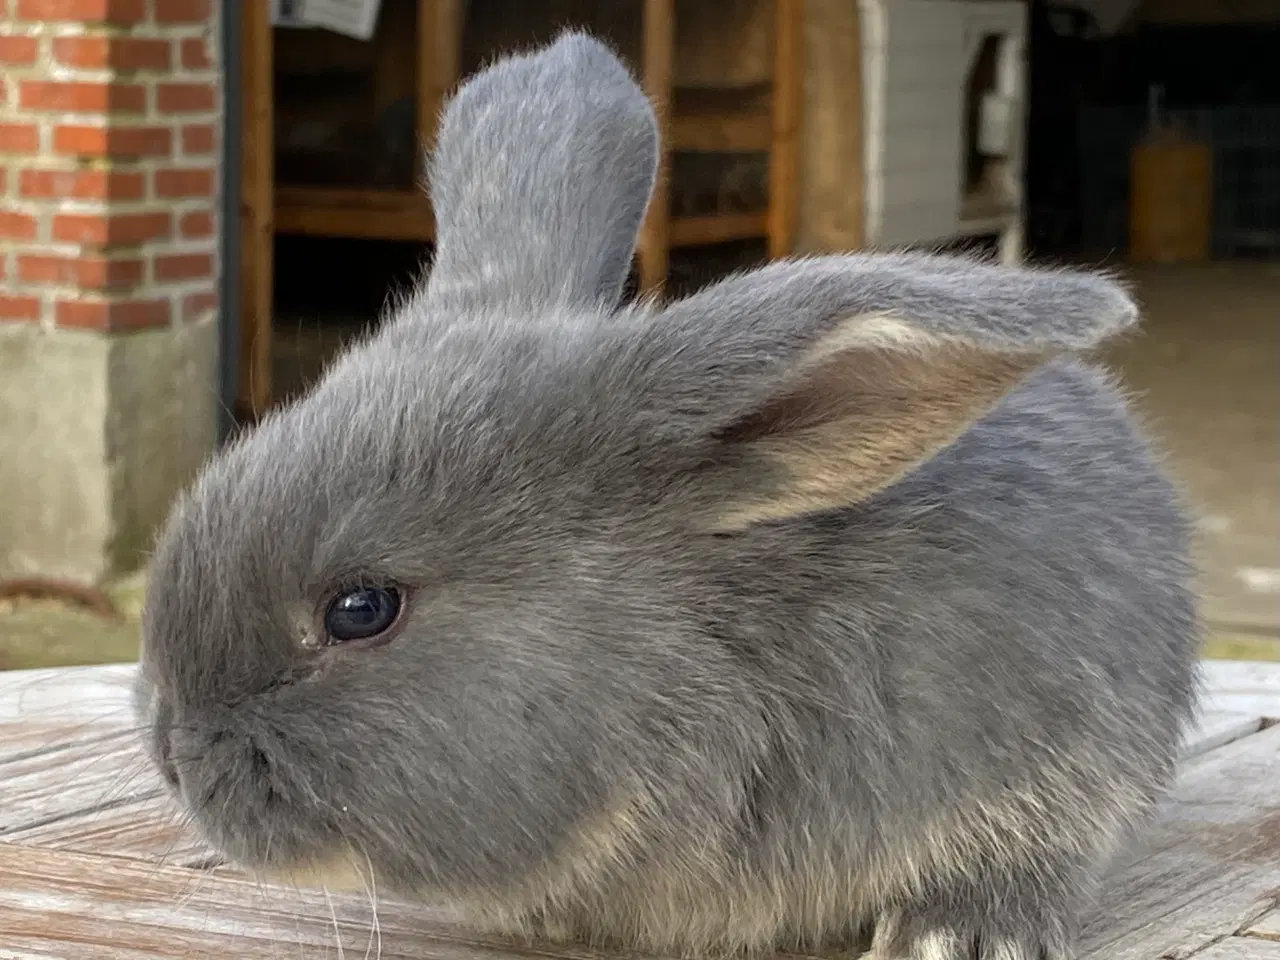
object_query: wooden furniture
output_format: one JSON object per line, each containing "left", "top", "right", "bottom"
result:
{"left": 858, "top": 0, "right": 1027, "bottom": 263}
{"left": 236, "top": 0, "right": 804, "bottom": 418}
{"left": 238, "top": 2, "right": 274, "bottom": 420}
{"left": 3, "top": 659, "right": 1280, "bottom": 957}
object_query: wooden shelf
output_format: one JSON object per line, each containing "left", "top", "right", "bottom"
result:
{"left": 670, "top": 210, "right": 769, "bottom": 246}
{"left": 670, "top": 87, "right": 772, "bottom": 153}
{"left": 275, "top": 186, "right": 434, "bottom": 241}
{"left": 275, "top": 185, "right": 765, "bottom": 249}
{"left": 241, "top": 0, "right": 804, "bottom": 416}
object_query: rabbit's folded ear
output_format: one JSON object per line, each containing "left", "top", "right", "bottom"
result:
{"left": 424, "top": 31, "right": 658, "bottom": 310}
{"left": 645, "top": 252, "right": 1139, "bottom": 529}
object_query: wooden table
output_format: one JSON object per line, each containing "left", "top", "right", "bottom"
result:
{"left": 2, "top": 661, "right": 1279, "bottom": 959}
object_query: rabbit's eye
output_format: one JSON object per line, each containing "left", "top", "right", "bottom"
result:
{"left": 323, "top": 586, "right": 402, "bottom": 645}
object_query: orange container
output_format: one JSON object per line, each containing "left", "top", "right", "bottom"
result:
{"left": 1128, "top": 126, "right": 1213, "bottom": 263}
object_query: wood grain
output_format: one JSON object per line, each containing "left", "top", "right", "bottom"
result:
{"left": 1079, "top": 723, "right": 1280, "bottom": 959}
{"left": 0, "top": 843, "right": 558, "bottom": 960}
{"left": 638, "top": 0, "right": 675, "bottom": 295}
{"left": 1183, "top": 938, "right": 1280, "bottom": 960}
{"left": 2, "top": 661, "right": 1278, "bottom": 959}
{"left": 766, "top": 0, "right": 803, "bottom": 260}
{"left": 1245, "top": 906, "right": 1280, "bottom": 939}
{"left": 0, "top": 663, "right": 136, "bottom": 760}
{"left": 238, "top": 0, "right": 274, "bottom": 419}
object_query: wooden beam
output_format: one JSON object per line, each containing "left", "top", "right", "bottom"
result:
{"left": 670, "top": 88, "right": 773, "bottom": 153}
{"left": 767, "top": 0, "right": 803, "bottom": 260}
{"left": 416, "top": 0, "right": 463, "bottom": 162}
{"left": 275, "top": 187, "right": 435, "bottom": 242}
{"left": 638, "top": 0, "right": 675, "bottom": 296}
{"left": 671, "top": 211, "right": 769, "bottom": 247}
{"left": 238, "top": 0, "right": 273, "bottom": 419}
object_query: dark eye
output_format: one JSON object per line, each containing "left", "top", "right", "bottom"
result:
{"left": 323, "top": 586, "right": 402, "bottom": 645}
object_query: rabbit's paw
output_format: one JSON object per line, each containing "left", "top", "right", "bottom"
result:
{"left": 865, "top": 905, "right": 1075, "bottom": 960}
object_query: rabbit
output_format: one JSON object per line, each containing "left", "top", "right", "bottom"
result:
{"left": 135, "top": 31, "right": 1200, "bottom": 960}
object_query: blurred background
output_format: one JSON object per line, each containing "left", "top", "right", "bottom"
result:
{"left": 1, "top": 0, "right": 1276, "bottom": 669}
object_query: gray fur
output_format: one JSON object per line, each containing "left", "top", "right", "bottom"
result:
{"left": 425, "top": 30, "right": 657, "bottom": 309}
{"left": 137, "top": 32, "right": 1199, "bottom": 960}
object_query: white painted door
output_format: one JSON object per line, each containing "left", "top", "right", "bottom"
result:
{"left": 861, "top": 0, "right": 968, "bottom": 248}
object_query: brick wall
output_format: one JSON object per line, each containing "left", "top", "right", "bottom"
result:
{"left": 0, "top": 0, "right": 221, "bottom": 333}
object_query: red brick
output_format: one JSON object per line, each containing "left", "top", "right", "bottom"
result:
{"left": 18, "top": 254, "right": 145, "bottom": 290}
{"left": 0, "top": 295, "right": 42, "bottom": 323}
{"left": 179, "top": 36, "right": 212, "bottom": 69}
{"left": 155, "top": 0, "right": 209, "bottom": 22}
{"left": 56, "top": 297, "right": 170, "bottom": 332}
{"left": 179, "top": 210, "right": 213, "bottom": 237}
{"left": 182, "top": 289, "right": 217, "bottom": 321}
{"left": 0, "top": 211, "right": 38, "bottom": 241}
{"left": 153, "top": 167, "right": 213, "bottom": 198}
{"left": 0, "top": 34, "right": 39, "bottom": 65}
{"left": 0, "top": 123, "right": 40, "bottom": 153}
{"left": 154, "top": 252, "right": 212, "bottom": 282}
{"left": 53, "top": 211, "right": 170, "bottom": 245}
{"left": 52, "top": 36, "right": 171, "bottom": 71}
{"left": 16, "top": 0, "right": 145, "bottom": 22}
{"left": 54, "top": 125, "right": 171, "bottom": 158}
{"left": 20, "top": 168, "right": 146, "bottom": 201}
{"left": 156, "top": 82, "right": 215, "bottom": 114}
{"left": 20, "top": 80, "right": 147, "bottom": 114}
{"left": 181, "top": 123, "right": 216, "bottom": 154}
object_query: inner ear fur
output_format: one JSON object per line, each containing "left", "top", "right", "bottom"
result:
{"left": 708, "top": 313, "right": 1048, "bottom": 530}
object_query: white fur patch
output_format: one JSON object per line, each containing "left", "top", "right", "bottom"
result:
{"left": 912, "top": 928, "right": 966, "bottom": 960}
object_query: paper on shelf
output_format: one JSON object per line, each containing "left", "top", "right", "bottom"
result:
{"left": 268, "top": 0, "right": 383, "bottom": 42}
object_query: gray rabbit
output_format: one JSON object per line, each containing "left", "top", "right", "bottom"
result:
{"left": 136, "top": 32, "right": 1199, "bottom": 960}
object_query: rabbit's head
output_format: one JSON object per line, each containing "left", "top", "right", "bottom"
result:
{"left": 137, "top": 32, "right": 1138, "bottom": 904}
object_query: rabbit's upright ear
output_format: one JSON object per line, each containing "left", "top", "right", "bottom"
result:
{"left": 644, "top": 252, "right": 1139, "bottom": 529}
{"left": 424, "top": 31, "right": 658, "bottom": 310}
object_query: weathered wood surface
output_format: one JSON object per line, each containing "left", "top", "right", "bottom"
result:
{"left": 2, "top": 661, "right": 1278, "bottom": 959}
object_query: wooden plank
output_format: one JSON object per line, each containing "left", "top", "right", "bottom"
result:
{"left": 0, "top": 731, "right": 163, "bottom": 836}
{"left": 1246, "top": 906, "right": 1280, "bottom": 938}
{"left": 273, "top": 193, "right": 764, "bottom": 250}
{"left": 1078, "top": 723, "right": 1280, "bottom": 959}
{"left": 374, "top": 0, "right": 418, "bottom": 118}
{"left": 1183, "top": 938, "right": 1280, "bottom": 960}
{"left": 0, "top": 842, "right": 591, "bottom": 960}
{"left": 637, "top": 0, "right": 675, "bottom": 295}
{"left": 416, "top": 0, "right": 463, "bottom": 159}
{"left": 238, "top": 0, "right": 274, "bottom": 419}
{"left": 3, "top": 793, "right": 215, "bottom": 868}
{"left": 275, "top": 191, "right": 436, "bottom": 241}
{"left": 276, "top": 186, "right": 422, "bottom": 211}
{"left": 669, "top": 88, "right": 772, "bottom": 153}
{"left": 670, "top": 211, "right": 768, "bottom": 247}
{"left": 794, "top": 0, "right": 865, "bottom": 252}
{"left": 767, "top": 0, "right": 803, "bottom": 260}
{"left": 0, "top": 664, "right": 136, "bottom": 760}
{"left": 1199, "top": 659, "right": 1280, "bottom": 719}
{"left": 1186, "top": 710, "right": 1266, "bottom": 758}
{"left": 3, "top": 660, "right": 1278, "bottom": 958}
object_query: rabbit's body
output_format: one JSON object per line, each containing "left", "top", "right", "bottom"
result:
{"left": 137, "top": 33, "right": 1197, "bottom": 960}
{"left": 417, "top": 357, "right": 1197, "bottom": 955}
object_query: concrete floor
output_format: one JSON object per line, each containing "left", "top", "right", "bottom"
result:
{"left": 1, "top": 260, "right": 1276, "bottom": 669}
